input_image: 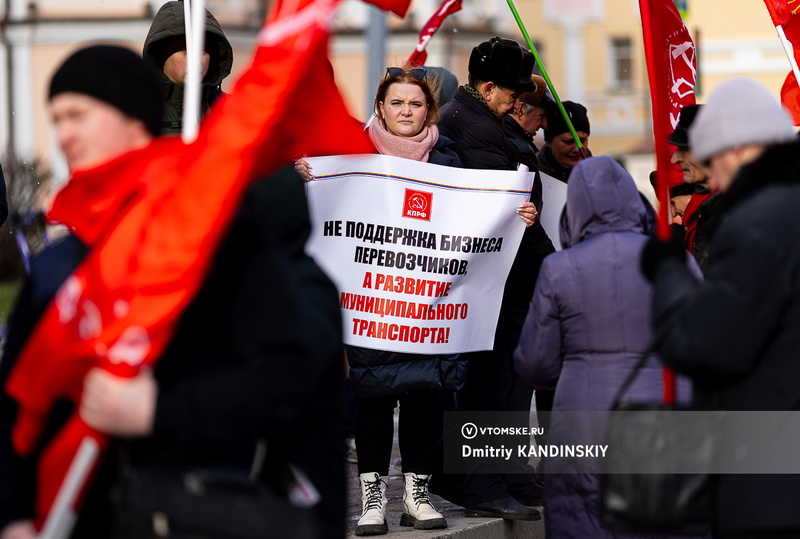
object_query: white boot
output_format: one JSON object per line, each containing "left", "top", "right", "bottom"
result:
{"left": 400, "top": 473, "right": 447, "bottom": 530}
{"left": 355, "top": 473, "right": 388, "bottom": 536}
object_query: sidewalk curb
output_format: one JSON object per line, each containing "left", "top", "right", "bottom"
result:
{"left": 345, "top": 516, "right": 545, "bottom": 539}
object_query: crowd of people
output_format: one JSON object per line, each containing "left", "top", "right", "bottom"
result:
{"left": 0, "top": 2, "right": 799, "bottom": 539}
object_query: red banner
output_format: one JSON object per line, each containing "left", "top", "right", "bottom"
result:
{"left": 408, "top": 0, "right": 463, "bottom": 67}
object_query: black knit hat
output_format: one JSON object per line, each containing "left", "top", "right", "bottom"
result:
{"left": 468, "top": 37, "right": 536, "bottom": 92}
{"left": 544, "top": 101, "right": 590, "bottom": 140}
{"left": 668, "top": 104, "right": 702, "bottom": 148}
{"left": 49, "top": 45, "right": 162, "bottom": 137}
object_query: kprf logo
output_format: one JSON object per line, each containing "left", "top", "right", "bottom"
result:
{"left": 403, "top": 188, "right": 432, "bottom": 221}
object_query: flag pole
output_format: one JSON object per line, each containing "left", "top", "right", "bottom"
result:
{"left": 182, "top": 0, "right": 206, "bottom": 143}
{"left": 37, "top": 438, "right": 100, "bottom": 539}
{"left": 505, "top": 0, "right": 588, "bottom": 158}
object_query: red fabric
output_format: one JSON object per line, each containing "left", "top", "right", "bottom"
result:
{"left": 764, "top": 0, "right": 800, "bottom": 44}
{"left": 5, "top": 0, "right": 376, "bottom": 526}
{"left": 763, "top": 1, "right": 800, "bottom": 125}
{"left": 639, "top": 0, "right": 696, "bottom": 242}
{"left": 364, "top": 0, "right": 412, "bottom": 17}
{"left": 782, "top": 69, "right": 800, "bottom": 125}
{"left": 639, "top": 0, "right": 696, "bottom": 405}
{"left": 681, "top": 190, "right": 713, "bottom": 254}
{"left": 408, "top": 0, "right": 463, "bottom": 67}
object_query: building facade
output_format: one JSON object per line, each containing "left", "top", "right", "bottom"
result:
{"left": 0, "top": 0, "right": 792, "bottom": 193}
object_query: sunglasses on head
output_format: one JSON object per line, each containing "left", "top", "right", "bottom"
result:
{"left": 385, "top": 67, "right": 427, "bottom": 81}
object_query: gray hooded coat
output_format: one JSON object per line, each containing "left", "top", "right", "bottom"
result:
{"left": 143, "top": 1, "right": 233, "bottom": 135}
{"left": 514, "top": 156, "right": 703, "bottom": 538}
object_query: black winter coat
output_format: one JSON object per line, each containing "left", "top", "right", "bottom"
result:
{"left": 438, "top": 87, "right": 521, "bottom": 171}
{"left": 0, "top": 169, "right": 345, "bottom": 539}
{"left": 654, "top": 141, "right": 800, "bottom": 535}
{"left": 142, "top": 2, "right": 234, "bottom": 135}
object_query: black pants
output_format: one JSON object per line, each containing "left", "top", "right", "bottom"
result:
{"left": 356, "top": 391, "right": 440, "bottom": 476}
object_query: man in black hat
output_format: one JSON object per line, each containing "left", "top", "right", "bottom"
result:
{"left": 431, "top": 37, "right": 542, "bottom": 522}
{"left": 437, "top": 36, "right": 536, "bottom": 170}
{"left": 537, "top": 100, "right": 591, "bottom": 182}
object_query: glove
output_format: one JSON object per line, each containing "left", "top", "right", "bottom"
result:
{"left": 640, "top": 224, "right": 687, "bottom": 282}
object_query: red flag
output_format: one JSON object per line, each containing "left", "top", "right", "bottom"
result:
{"left": 764, "top": 0, "right": 800, "bottom": 45}
{"left": 639, "top": 0, "right": 696, "bottom": 240}
{"left": 365, "top": 0, "right": 412, "bottom": 17}
{"left": 764, "top": 1, "right": 800, "bottom": 125}
{"left": 782, "top": 69, "right": 800, "bottom": 124}
{"left": 639, "top": 0, "right": 696, "bottom": 405}
{"left": 408, "top": 0, "right": 463, "bottom": 67}
{"left": 6, "top": 0, "right": 376, "bottom": 526}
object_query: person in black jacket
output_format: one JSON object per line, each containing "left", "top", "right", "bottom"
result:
{"left": 537, "top": 100, "right": 591, "bottom": 183}
{"left": 642, "top": 77, "right": 800, "bottom": 538}
{"left": 142, "top": 1, "right": 233, "bottom": 135}
{"left": 0, "top": 45, "right": 344, "bottom": 539}
{"left": 432, "top": 37, "right": 543, "bottom": 521}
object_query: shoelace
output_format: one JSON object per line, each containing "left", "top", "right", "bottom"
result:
{"left": 410, "top": 475, "right": 434, "bottom": 508}
{"left": 363, "top": 474, "right": 385, "bottom": 512}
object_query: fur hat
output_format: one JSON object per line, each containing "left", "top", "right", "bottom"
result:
{"left": 544, "top": 101, "right": 590, "bottom": 140}
{"left": 519, "top": 75, "right": 549, "bottom": 107}
{"left": 468, "top": 37, "right": 536, "bottom": 92}
{"left": 49, "top": 45, "right": 162, "bottom": 137}
{"left": 690, "top": 77, "right": 796, "bottom": 163}
{"left": 668, "top": 104, "right": 702, "bottom": 148}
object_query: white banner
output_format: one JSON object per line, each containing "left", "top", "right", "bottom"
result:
{"left": 539, "top": 172, "right": 568, "bottom": 251}
{"left": 304, "top": 154, "right": 534, "bottom": 354}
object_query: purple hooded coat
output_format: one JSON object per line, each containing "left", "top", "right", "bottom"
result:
{"left": 514, "top": 156, "right": 704, "bottom": 538}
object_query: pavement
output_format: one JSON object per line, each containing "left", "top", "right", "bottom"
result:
{"left": 344, "top": 418, "right": 546, "bottom": 539}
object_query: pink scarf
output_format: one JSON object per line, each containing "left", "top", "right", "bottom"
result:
{"left": 367, "top": 119, "right": 439, "bottom": 162}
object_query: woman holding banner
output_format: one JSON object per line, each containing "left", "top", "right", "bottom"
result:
{"left": 298, "top": 66, "right": 537, "bottom": 535}
{"left": 345, "top": 66, "right": 460, "bottom": 536}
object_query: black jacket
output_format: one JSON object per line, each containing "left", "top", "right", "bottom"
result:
{"left": 438, "top": 86, "right": 521, "bottom": 171}
{"left": 142, "top": 1, "right": 233, "bottom": 135}
{"left": 653, "top": 141, "right": 800, "bottom": 534}
{"left": 692, "top": 190, "right": 723, "bottom": 274}
{"left": 0, "top": 169, "right": 345, "bottom": 539}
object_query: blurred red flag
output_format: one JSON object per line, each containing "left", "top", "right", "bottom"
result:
{"left": 6, "top": 0, "right": 379, "bottom": 527}
{"left": 408, "top": 0, "right": 463, "bottom": 67}
{"left": 764, "top": 0, "right": 800, "bottom": 125}
{"left": 640, "top": 0, "right": 696, "bottom": 406}
{"left": 782, "top": 69, "right": 800, "bottom": 125}
{"left": 639, "top": 0, "right": 697, "bottom": 236}
{"left": 764, "top": 0, "right": 800, "bottom": 45}
{"left": 366, "top": 0, "right": 412, "bottom": 17}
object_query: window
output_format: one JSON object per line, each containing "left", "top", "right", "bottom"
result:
{"left": 610, "top": 37, "right": 633, "bottom": 92}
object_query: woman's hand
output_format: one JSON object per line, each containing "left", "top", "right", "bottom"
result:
{"left": 79, "top": 368, "right": 157, "bottom": 437}
{"left": 294, "top": 158, "right": 314, "bottom": 182}
{"left": 0, "top": 520, "right": 35, "bottom": 539}
{"left": 516, "top": 202, "right": 538, "bottom": 228}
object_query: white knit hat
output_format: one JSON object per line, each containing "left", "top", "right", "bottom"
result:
{"left": 689, "top": 77, "right": 796, "bottom": 163}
